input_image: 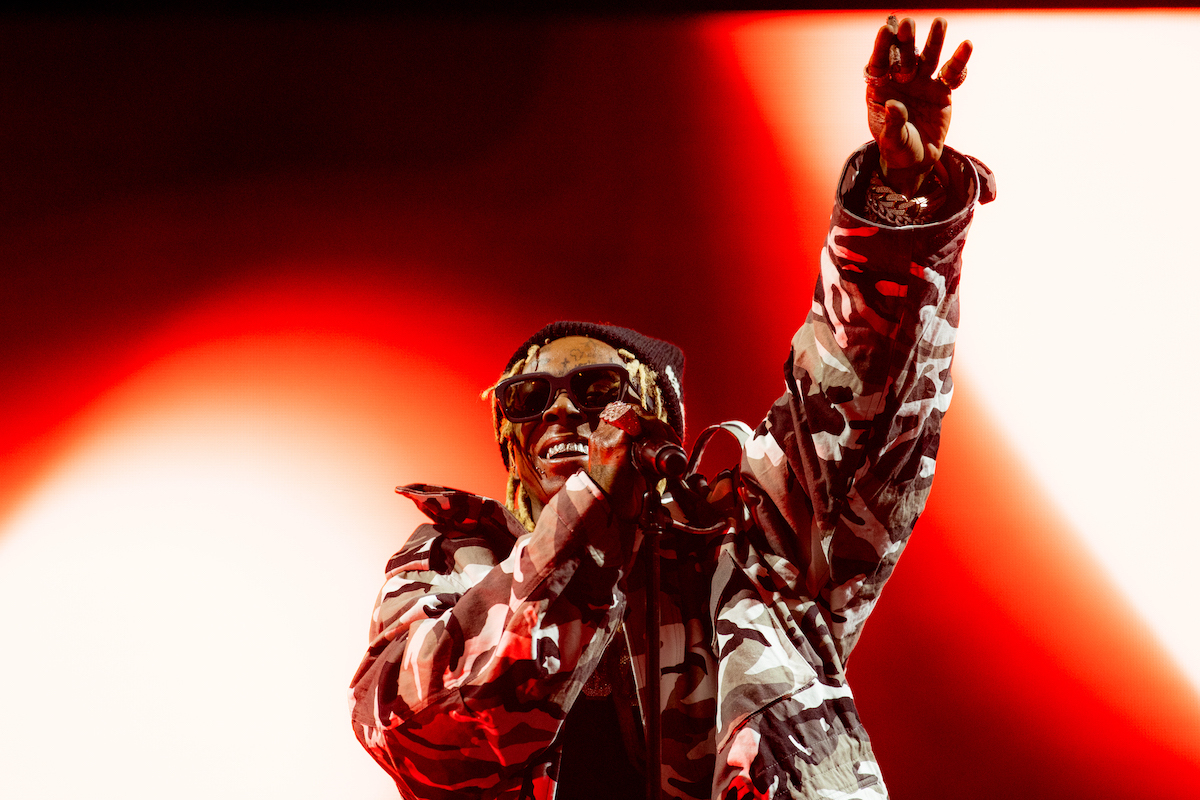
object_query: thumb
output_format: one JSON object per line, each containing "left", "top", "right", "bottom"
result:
{"left": 882, "top": 100, "right": 909, "bottom": 147}
{"left": 924, "top": 140, "right": 940, "bottom": 167}
{"left": 881, "top": 99, "right": 926, "bottom": 170}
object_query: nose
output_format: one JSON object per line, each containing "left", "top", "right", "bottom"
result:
{"left": 542, "top": 388, "right": 583, "bottom": 421}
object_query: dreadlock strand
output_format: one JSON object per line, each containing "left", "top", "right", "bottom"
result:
{"left": 504, "top": 468, "right": 517, "bottom": 509}
{"left": 513, "top": 478, "right": 535, "bottom": 532}
{"left": 486, "top": 343, "right": 544, "bottom": 525}
{"left": 640, "top": 367, "right": 656, "bottom": 418}
{"left": 617, "top": 349, "right": 669, "bottom": 427}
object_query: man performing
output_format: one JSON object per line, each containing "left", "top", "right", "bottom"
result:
{"left": 350, "top": 16, "right": 995, "bottom": 800}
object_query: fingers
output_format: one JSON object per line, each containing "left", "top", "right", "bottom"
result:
{"left": 866, "top": 22, "right": 892, "bottom": 77}
{"left": 599, "top": 401, "right": 644, "bottom": 437}
{"left": 949, "top": 39, "right": 973, "bottom": 71}
{"left": 918, "top": 17, "right": 947, "bottom": 79}
{"left": 938, "top": 39, "right": 972, "bottom": 89}
{"left": 591, "top": 403, "right": 659, "bottom": 522}
{"left": 589, "top": 416, "right": 639, "bottom": 490}
{"left": 866, "top": 15, "right": 971, "bottom": 91}
{"left": 891, "top": 17, "right": 918, "bottom": 82}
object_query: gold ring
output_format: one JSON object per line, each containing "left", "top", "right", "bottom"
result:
{"left": 939, "top": 65, "right": 967, "bottom": 90}
{"left": 863, "top": 65, "right": 888, "bottom": 86}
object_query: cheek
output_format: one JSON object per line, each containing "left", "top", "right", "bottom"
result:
{"left": 512, "top": 447, "right": 536, "bottom": 483}
{"left": 509, "top": 429, "right": 542, "bottom": 488}
{"left": 511, "top": 424, "right": 536, "bottom": 466}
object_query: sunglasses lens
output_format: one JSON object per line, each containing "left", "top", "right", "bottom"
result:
{"left": 571, "top": 367, "right": 626, "bottom": 411}
{"left": 500, "top": 377, "right": 551, "bottom": 420}
{"left": 498, "top": 366, "right": 630, "bottom": 422}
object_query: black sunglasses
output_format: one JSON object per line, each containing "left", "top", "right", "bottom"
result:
{"left": 495, "top": 364, "right": 635, "bottom": 423}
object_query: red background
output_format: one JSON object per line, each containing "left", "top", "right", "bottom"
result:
{"left": 3, "top": 13, "right": 1198, "bottom": 797}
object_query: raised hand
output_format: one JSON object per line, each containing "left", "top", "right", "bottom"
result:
{"left": 865, "top": 16, "right": 971, "bottom": 195}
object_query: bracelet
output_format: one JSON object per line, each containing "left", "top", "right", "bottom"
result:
{"left": 865, "top": 170, "right": 946, "bottom": 226}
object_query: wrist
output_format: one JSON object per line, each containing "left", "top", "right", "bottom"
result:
{"left": 877, "top": 156, "right": 929, "bottom": 196}
{"left": 865, "top": 168, "right": 947, "bottom": 226}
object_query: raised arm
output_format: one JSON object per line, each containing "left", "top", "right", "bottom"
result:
{"left": 738, "top": 17, "right": 993, "bottom": 664}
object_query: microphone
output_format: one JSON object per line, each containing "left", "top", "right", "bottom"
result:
{"left": 599, "top": 401, "right": 688, "bottom": 479}
{"left": 633, "top": 439, "right": 688, "bottom": 479}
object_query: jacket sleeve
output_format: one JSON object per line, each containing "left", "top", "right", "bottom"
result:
{"left": 739, "top": 142, "right": 995, "bottom": 665}
{"left": 348, "top": 475, "right": 637, "bottom": 800}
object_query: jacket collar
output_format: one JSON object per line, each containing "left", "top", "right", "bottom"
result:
{"left": 396, "top": 483, "right": 525, "bottom": 543}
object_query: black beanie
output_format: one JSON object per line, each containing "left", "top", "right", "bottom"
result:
{"left": 501, "top": 320, "right": 686, "bottom": 443}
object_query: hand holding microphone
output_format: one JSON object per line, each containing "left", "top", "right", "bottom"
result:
{"left": 589, "top": 400, "right": 685, "bottom": 524}
{"left": 599, "top": 402, "right": 687, "bottom": 479}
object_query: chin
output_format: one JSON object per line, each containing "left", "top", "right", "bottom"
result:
{"left": 524, "top": 461, "right": 586, "bottom": 509}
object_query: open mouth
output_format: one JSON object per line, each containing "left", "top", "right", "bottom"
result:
{"left": 541, "top": 440, "right": 588, "bottom": 461}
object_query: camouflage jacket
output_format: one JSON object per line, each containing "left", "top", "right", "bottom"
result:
{"left": 349, "top": 144, "right": 996, "bottom": 800}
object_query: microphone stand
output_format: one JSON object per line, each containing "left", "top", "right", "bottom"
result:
{"left": 639, "top": 488, "right": 666, "bottom": 800}
{"left": 634, "top": 421, "right": 754, "bottom": 800}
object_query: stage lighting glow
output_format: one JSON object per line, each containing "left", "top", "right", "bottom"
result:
{"left": 729, "top": 11, "right": 1200, "bottom": 695}
{"left": 0, "top": 322, "right": 498, "bottom": 800}
{"left": 4, "top": 13, "right": 1199, "bottom": 799}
